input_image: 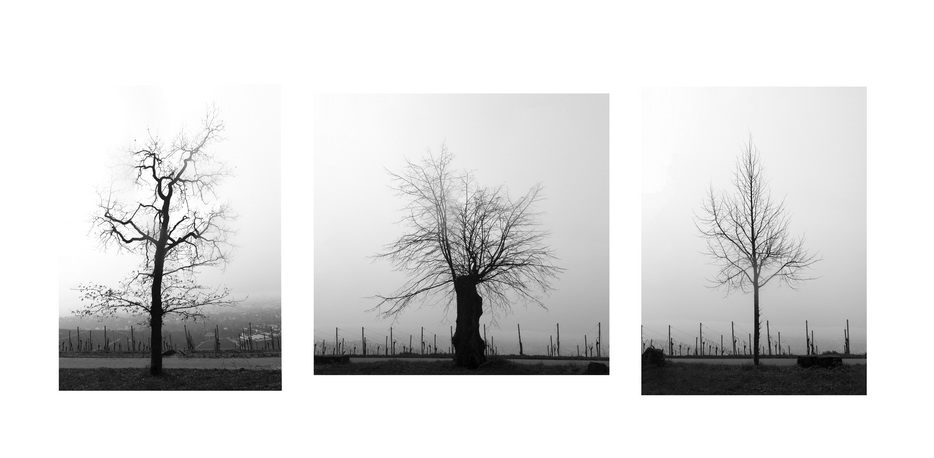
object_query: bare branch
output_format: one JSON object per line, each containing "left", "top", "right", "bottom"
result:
{"left": 79, "top": 108, "right": 239, "bottom": 325}
{"left": 696, "top": 137, "right": 819, "bottom": 294}
{"left": 373, "top": 144, "right": 563, "bottom": 318}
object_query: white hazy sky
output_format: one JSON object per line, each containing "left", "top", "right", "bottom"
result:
{"left": 314, "top": 94, "right": 608, "bottom": 355}
{"left": 58, "top": 86, "right": 281, "bottom": 316}
{"left": 642, "top": 87, "right": 866, "bottom": 354}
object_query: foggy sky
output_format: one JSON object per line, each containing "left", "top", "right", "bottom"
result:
{"left": 642, "top": 87, "right": 866, "bottom": 354}
{"left": 58, "top": 86, "right": 281, "bottom": 316}
{"left": 314, "top": 94, "right": 609, "bottom": 355}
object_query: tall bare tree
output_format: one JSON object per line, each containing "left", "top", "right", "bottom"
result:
{"left": 374, "top": 145, "right": 561, "bottom": 368}
{"left": 76, "top": 109, "right": 238, "bottom": 375}
{"left": 696, "top": 136, "right": 818, "bottom": 365}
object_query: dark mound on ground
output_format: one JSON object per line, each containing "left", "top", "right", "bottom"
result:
{"left": 642, "top": 347, "right": 666, "bottom": 367}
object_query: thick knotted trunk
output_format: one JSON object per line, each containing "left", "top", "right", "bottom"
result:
{"left": 452, "top": 276, "right": 485, "bottom": 369}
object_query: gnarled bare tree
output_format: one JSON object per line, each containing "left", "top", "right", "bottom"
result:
{"left": 374, "top": 145, "right": 561, "bottom": 368}
{"left": 696, "top": 136, "right": 818, "bottom": 365}
{"left": 76, "top": 108, "right": 238, "bottom": 375}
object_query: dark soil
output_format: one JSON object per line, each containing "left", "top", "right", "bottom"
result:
{"left": 642, "top": 362, "right": 866, "bottom": 395}
{"left": 59, "top": 368, "right": 281, "bottom": 390}
{"left": 315, "top": 357, "right": 607, "bottom": 375}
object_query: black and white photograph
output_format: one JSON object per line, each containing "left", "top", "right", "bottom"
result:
{"left": 641, "top": 87, "right": 866, "bottom": 394}
{"left": 314, "top": 94, "right": 609, "bottom": 374}
{"left": 6, "top": 2, "right": 934, "bottom": 457}
{"left": 57, "top": 86, "right": 281, "bottom": 390}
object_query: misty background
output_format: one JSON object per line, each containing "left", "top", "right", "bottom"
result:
{"left": 642, "top": 87, "right": 866, "bottom": 355}
{"left": 314, "top": 94, "right": 609, "bottom": 356}
{"left": 58, "top": 86, "right": 281, "bottom": 319}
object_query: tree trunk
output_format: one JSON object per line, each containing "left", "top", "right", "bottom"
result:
{"left": 150, "top": 310, "right": 163, "bottom": 375}
{"left": 149, "top": 190, "right": 172, "bottom": 376}
{"left": 753, "top": 282, "right": 760, "bottom": 366}
{"left": 452, "top": 276, "right": 485, "bottom": 369}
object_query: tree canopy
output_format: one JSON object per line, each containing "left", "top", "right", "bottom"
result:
{"left": 374, "top": 144, "right": 562, "bottom": 318}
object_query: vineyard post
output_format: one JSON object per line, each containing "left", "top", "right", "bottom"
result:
{"left": 483, "top": 324, "right": 487, "bottom": 356}
{"left": 335, "top": 327, "right": 338, "bottom": 356}
{"left": 668, "top": 325, "right": 671, "bottom": 356}
{"left": 720, "top": 335, "right": 723, "bottom": 357}
{"left": 556, "top": 323, "right": 560, "bottom": 357}
{"left": 421, "top": 327, "right": 424, "bottom": 356}
{"left": 549, "top": 335, "right": 553, "bottom": 357}
{"left": 390, "top": 327, "right": 393, "bottom": 356}
{"left": 778, "top": 332, "right": 782, "bottom": 355}
{"left": 846, "top": 319, "right": 851, "bottom": 354}
{"left": 517, "top": 324, "right": 524, "bottom": 356}
{"left": 805, "top": 320, "right": 810, "bottom": 355}
{"left": 584, "top": 335, "right": 588, "bottom": 358}
{"left": 811, "top": 330, "right": 815, "bottom": 355}
{"left": 433, "top": 334, "right": 437, "bottom": 355}
{"left": 767, "top": 321, "right": 772, "bottom": 356}
{"left": 597, "top": 322, "right": 602, "bottom": 358}
{"left": 362, "top": 327, "right": 366, "bottom": 357}
{"left": 731, "top": 322, "right": 736, "bottom": 355}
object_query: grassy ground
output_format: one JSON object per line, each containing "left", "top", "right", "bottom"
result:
{"left": 315, "top": 358, "right": 606, "bottom": 375}
{"left": 642, "top": 362, "right": 866, "bottom": 395}
{"left": 59, "top": 368, "right": 281, "bottom": 390}
{"left": 59, "top": 351, "right": 281, "bottom": 358}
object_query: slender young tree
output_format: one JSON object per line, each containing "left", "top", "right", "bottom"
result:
{"left": 76, "top": 108, "right": 239, "bottom": 375}
{"left": 696, "top": 136, "right": 818, "bottom": 365}
{"left": 374, "top": 145, "right": 561, "bottom": 369}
